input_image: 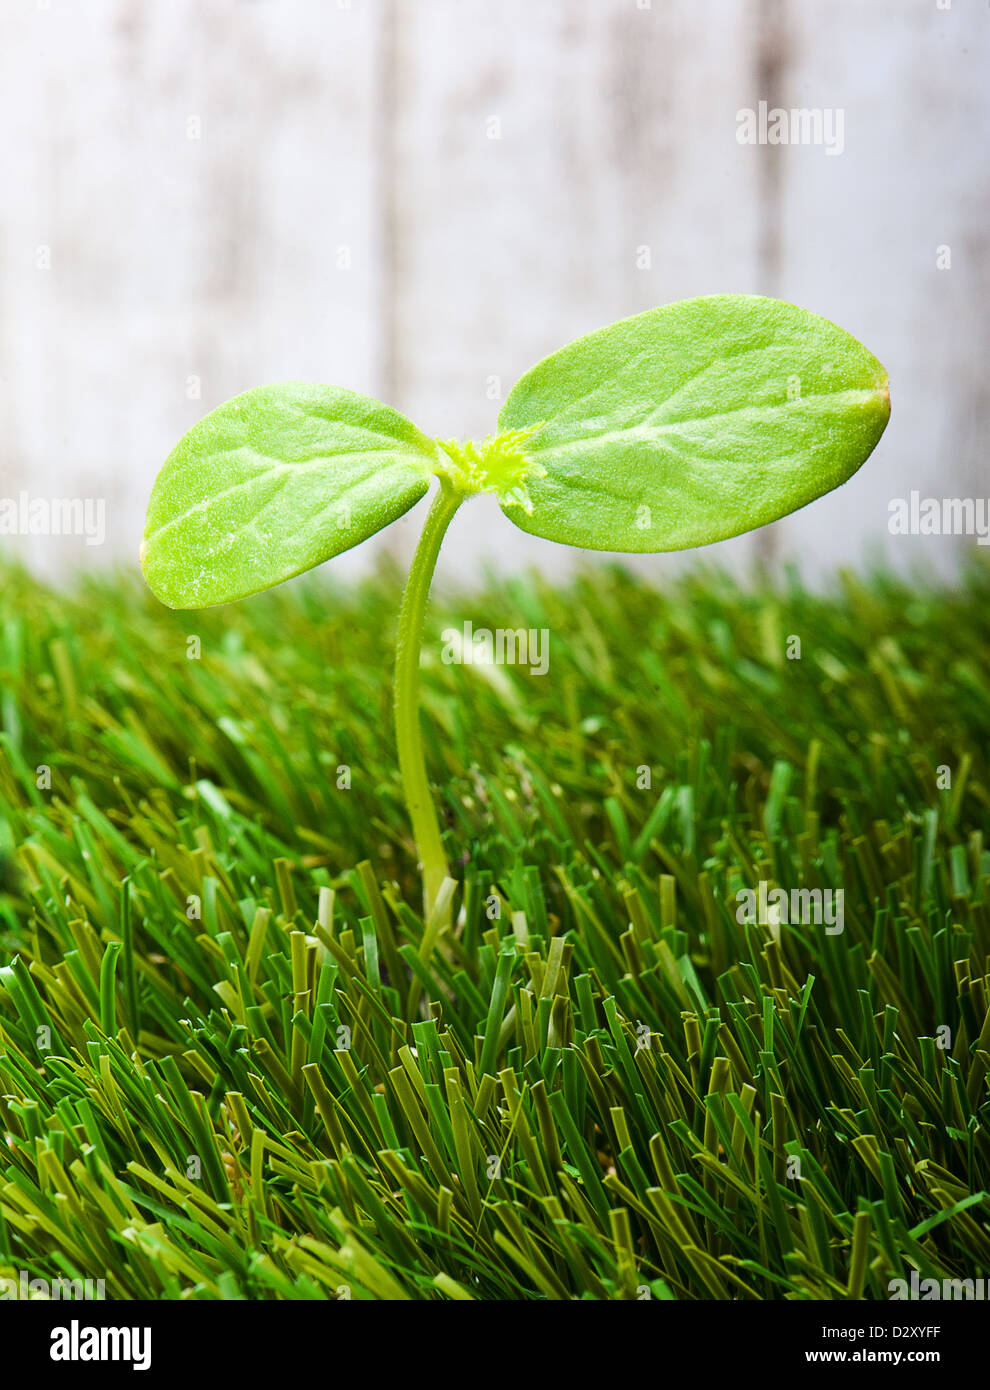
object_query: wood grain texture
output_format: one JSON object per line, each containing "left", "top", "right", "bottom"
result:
{"left": 0, "top": 0, "right": 986, "bottom": 583}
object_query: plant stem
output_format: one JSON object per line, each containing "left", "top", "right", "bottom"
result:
{"left": 394, "top": 479, "right": 463, "bottom": 920}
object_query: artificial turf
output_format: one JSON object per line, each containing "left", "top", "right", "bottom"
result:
{"left": 0, "top": 556, "right": 988, "bottom": 1299}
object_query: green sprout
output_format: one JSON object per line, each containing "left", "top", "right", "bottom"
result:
{"left": 141, "top": 293, "right": 890, "bottom": 921}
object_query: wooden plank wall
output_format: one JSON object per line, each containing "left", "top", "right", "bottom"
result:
{"left": 1, "top": 0, "right": 987, "bottom": 584}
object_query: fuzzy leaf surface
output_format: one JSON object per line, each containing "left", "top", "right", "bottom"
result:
{"left": 497, "top": 294, "right": 890, "bottom": 551}
{"left": 143, "top": 383, "right": 436, "bottom": 607}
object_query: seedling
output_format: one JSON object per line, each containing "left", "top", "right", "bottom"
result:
{"left": 142, "top": 293, "right": 889, "bottom": 919}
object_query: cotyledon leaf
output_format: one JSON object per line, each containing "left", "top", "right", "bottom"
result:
{"left": 496, "top": 294, "right": 890, "bottom": 552}
{"left": 142, "top": 382, "right": 438, "bottom": 608}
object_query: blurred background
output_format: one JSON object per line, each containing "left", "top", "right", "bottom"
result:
{"left": 1, "top": 0, "right": 987, "bottom": 586}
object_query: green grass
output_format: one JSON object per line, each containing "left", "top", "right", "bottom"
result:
{"left": 0, "top": 556, "right": 988, "bottom": 1300}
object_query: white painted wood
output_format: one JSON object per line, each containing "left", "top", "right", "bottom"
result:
{"left": 766, "top": 0, "right": 990, "bottom": 578}
{"left": 0, "top": 0, "right": 986, "bottom": 586}
{"left": 387, "top": 0, "right": 765, "bottom": 587}
{"left": 0, "top": 0, "right": 383, "bottom": 577}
